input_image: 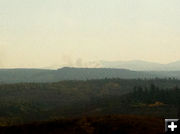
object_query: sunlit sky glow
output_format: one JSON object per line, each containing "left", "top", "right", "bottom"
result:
{"left": 0, "top": 0, "right": 180, "bottom": 68}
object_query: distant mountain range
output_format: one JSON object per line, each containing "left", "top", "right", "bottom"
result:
{"left": 41, "top": 60, "right": 180, "bottom": 71}
{"left": 100, "top": 60, "right": 180, "bottom": 71}
{"left": 1, "top": 67, "right": 180, "bottom": 84}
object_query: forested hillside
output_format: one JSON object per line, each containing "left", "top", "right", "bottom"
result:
{"left": 0, "top": 79, "right": 179, "bottom": 126}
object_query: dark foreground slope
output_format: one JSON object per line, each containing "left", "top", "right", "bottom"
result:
{"left": 0, "top": 79, "right": 179, "bottom": 134}
{"left": 0, "top": 115, "right": 164, "bottom": 134}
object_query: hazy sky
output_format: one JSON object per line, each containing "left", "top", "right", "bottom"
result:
{"left": 0, "top": 0, "right": 180, "bottom": 68}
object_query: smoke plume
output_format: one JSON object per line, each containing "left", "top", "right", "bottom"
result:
{"left": 60, "top": 55, "right": 101, "bottom": 68}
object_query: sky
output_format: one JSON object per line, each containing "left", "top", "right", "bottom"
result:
{"left": 0, "top": 0, "right": 180, "bottom": 68}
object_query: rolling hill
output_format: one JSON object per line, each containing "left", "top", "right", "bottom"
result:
{"left": 0, "top": 67, "right": 180, "bottom": 83}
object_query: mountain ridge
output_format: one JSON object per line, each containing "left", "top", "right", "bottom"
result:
{"left": 100, "top": 60, "right": 180, "bottom": 71}
{"left": 37, "top": 60, "right": 180, "bottom": 71}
